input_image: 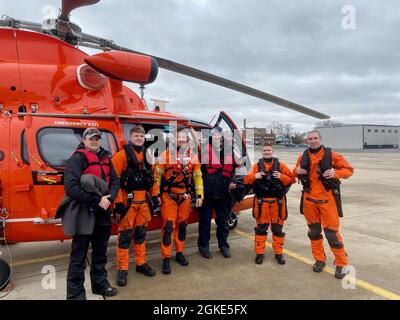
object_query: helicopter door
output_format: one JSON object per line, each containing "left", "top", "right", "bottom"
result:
{"left": 23, "top": 118, "right": 65, "bottom": 221}
{"left": 211, "top": 111, "right": 252, "bottom": 172}
{"left": 24, "top": 117, "right": 119, "bottom": 221}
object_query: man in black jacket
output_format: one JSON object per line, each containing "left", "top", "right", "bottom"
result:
{"left": 64, "top": 128, "right": 120, "bottom": 300}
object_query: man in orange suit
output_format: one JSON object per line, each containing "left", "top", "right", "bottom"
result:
{"left": 155, "top": 129, "right": 204, "bottom": 274}
{"left": 294, "top": 130, "right": 354, "bottom": 279}
{"left": 244, "top": 143, "right": 294, "bottom": 265}
{"left": 112, "top": 125, "right": 159, "bottom": 287}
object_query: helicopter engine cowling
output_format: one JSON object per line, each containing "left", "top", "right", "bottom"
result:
{"left": 84, "top": 51, "right": 158, "bottom": 85}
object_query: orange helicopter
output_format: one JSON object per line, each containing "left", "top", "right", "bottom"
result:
{"left": 0, "top": 0, "right": 329, "bottom": 278}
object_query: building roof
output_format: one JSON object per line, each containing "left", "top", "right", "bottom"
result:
{"left": 315, "top": 124, "right": 399, "bottom": 129}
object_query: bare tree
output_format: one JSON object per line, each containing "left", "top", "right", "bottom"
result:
{"left": 292, "top": 132, "right": 306, "bottom": 144}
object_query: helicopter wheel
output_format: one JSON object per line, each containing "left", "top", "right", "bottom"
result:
{"left": 228, "top": 212, "right": 238, "bottom": 231}
{"left": 0, "top": 258, "right": 11, "bottom": 292}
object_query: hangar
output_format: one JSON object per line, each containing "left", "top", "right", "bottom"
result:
{"left": 315, "top": 124, "right": 399, "bottom": 149}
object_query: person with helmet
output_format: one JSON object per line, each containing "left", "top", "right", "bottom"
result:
{"left": 64, "top": 127, "right": 120, "bottom": 300}
{"left": 244, "top": 143, "right": 294, "bottom": 265}
{"left": 197, "top": 126, "right": 239, "bottom": 259}
{"left": 111, "top": 125, "right": 159, "bottom": 287}
{"left": 155, "top": 129, "right": 204, "bottom": 274}
{"left": 293, "top": 130, "right": 354, "bottom": 279}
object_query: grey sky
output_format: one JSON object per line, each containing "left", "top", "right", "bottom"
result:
{"left": 1, "top": 0, "right": 399, "bottom": 132}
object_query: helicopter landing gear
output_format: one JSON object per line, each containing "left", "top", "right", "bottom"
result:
{"left": 0, "top": 258, "right": 11, "bottom": 293}
{"left": 228, "top": 212, "right": 239, "bottom": 231}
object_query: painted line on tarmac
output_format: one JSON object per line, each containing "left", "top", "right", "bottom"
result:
{"left": 13, "top": 253, "right": 71, "bottom": 267}
{"left": 233, "top": 228, "right": 400, "bottom": 301}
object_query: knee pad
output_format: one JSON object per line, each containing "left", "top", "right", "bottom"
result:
{"left": 271, "top": 223, "right": 285, "bottom": 237}
{"left": 178, "top": 221, "right": 187, "bottom": 241}
{"left": 324, "top": 228, "right": 344, "bottom": 249}
{"left": 118, "top": 229, "right": 133, "bottom": 249}
{"left": 254, "top": 223, "right": 269, "bottom": 236}
{"left": 307, "top": 223, "right": 323, "bottom": 241}
{"left": 134, "top": 226, "right": 147, "bottom": 245}
{"left": 163, "top": 220, "right": 173, "bottom": 246}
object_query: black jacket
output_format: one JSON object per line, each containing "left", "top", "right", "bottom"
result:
{"left": 64, "top": 143, "right": 120, "bottom": 223}
{"left": 201, "top": 146, "right": 236, "bottom": 200}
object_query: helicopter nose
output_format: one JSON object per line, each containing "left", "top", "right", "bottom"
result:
{"left": 85, "top": 51, "right": 158, "bottom": 85}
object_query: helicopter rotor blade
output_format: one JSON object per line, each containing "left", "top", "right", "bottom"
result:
{"left": 59, "top": 0, "right": 101, "bottom": 21}
{"left": 155, "top": 57, "right": 330, "bottom": 119}
{"left": 102, "top": 43, "right": 329, "bottom": 119}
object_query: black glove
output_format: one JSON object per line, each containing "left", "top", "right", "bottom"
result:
{"left": 150, "top": 196, "right": 159, "bottom": 213}
{"left": 114, "top": 202, "right": 126, "bottom": 215}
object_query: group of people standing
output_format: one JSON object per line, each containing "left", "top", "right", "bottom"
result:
{"left": 58, "top": 125, "right": 354, "bottom": 300}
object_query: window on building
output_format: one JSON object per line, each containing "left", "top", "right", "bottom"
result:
{"left": 367, "top": 129, "right": 371, "bottom": 133}
{"left": 382, "top": 129, "right": 385, "bottom": 133}
{"left": 374, "top": 129, "right": 378, "bottom": 133}
{"left": 389, "top": 130, "right": 392, "bottom": 133}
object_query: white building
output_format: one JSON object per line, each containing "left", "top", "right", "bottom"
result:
{"left": 315, "top": 125, "right": 399, "bottom": 149}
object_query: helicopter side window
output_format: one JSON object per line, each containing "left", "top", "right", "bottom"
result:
{"left": 122, "top": 123, "right": 171, "bottom": 157}
{"left": 37, "top": 127, "right": 117, "bottom": 169}
{"left": 122, "top": 123, "right": 199, "bottom": 159}
{"left": 21, "top": 130, "right": 30, "bottom": 164}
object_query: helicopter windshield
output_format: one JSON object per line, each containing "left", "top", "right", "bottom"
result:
{"left": 35, "top": 127, "right": 118, "bottom": 168}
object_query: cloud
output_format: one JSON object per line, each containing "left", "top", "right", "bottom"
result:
{"left": 2, "top": 0, "right": 399, "bottom": 132}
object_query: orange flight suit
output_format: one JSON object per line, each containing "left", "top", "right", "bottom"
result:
{"left": 244, "top": 159, "right": 294, "bottom": 255}
{"left": 294, "top": 147, "right": 354, "bottom": 267}
{"left": 112, "top": 146, "right": 158, "bottom": 270}
{"left": 155, "top": 147, "right": 204, "bottom": 258}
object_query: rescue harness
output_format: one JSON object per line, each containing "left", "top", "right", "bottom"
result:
{"left": 161, "top": 150, "right": 194, "bottom": 205}
{"left": 120, "top": 144, "right": 154, "bottom": 193}
{"left": 253, "top": 158, "right": 290, "bottom": 221}
{"left": 298, "top": 147, "right": 343, "bottom": 217}
{"left": 120, "top": 144, "right": 155, "bottom": 216}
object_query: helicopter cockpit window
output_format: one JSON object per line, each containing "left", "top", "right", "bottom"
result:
{"left": 37, "top": 127, "right": 117, "bottom": 169}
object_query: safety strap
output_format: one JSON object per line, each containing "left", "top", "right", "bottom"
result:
{"left": 332, "top": 188, "right": 344, "bottom": 218}
{"left": 124, "top": 193, "right": 134, "bottom": 216}
{"left": 162, "top": 168, "right": 192, "bottom": 194}
{"left": 167, "top": 192, "right": 189, "bottom": 205}
{"left": 255, "top": 196, "right": 287, "bottom": 220}
{"left": 257, "top": 158, "right": 279, "bottom": 174}
{"left": 124, "top": 144, "right": 152, "bottom": 171}
{"left": 300, "top": 150, "right": 311, "bottom": 193}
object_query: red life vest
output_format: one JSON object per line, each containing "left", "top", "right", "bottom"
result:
{"left": 205, "top": 144, "right": 234, "bottom": 178}
{"left": 75, "top": 149, "right": 111, "bottom": 184}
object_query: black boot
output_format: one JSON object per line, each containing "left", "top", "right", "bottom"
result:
{"left": 275, "top": 254, "right": 286, "bottom": 265}
{"left": 220, "top": 247, "right": 231, "bottom": 258}
{"left": 116, "top": 270, "right": 128, "bottom": 287}
{"left": 136, "top": 263, "right": 156, "bottom": 277}
{"left": 199, "top": 247, "right": 212, "bottom": 259}
{"left": 176, "top": 252, "right": 189, "bottom": 266}
{"left": 162, "top": 258, "right": 171, "bottom": 274}
{"left": 92, "top": 285, "right": 118, "bottom": 297}
{"left": 312, "top": 260, "right": 326, "bottom": 273}
{"left": 335, "top": 266, "right": 347, "bottom": 279}
{"left": 255, "top": 254, "right": 264, "bottom": 265}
